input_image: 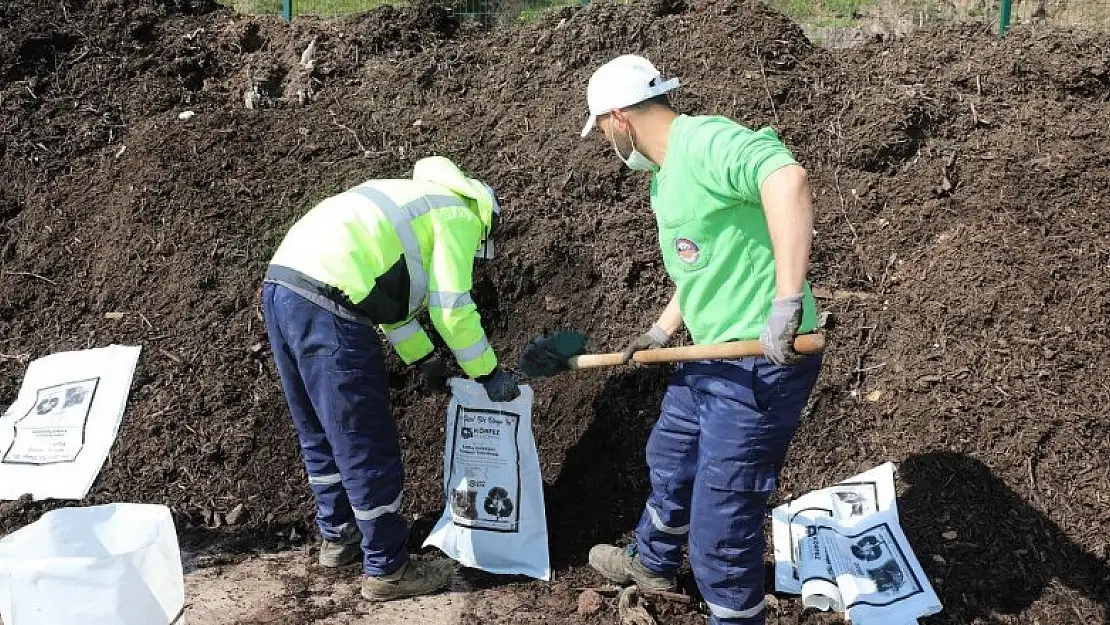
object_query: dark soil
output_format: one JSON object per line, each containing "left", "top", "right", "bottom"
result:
{"left": 1, "top": 0, "right": 1108, "bottom": 623}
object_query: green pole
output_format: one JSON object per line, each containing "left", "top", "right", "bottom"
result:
{"left": 283, "top": 0, "right": 293, "bottom": 22}
{"left": 998, "top": 0, "right": 1012, "bottom": 36}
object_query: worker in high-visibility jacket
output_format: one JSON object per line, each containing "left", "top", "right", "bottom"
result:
{"left": 260, "top": 156, "right": 520, "bottom": 602}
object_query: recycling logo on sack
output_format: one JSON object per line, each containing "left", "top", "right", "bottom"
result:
{"left": 676, "top": 237, "right": 700, "bottom": 264}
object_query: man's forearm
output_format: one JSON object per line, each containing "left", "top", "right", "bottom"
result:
{"left": 761, "top": 165, "right": 813, "bottom": 298}
{"left": 655, "top": 291, "right": 684, "bottom": 337}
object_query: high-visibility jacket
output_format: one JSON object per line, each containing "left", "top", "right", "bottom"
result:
{"left": 264, "top": 157, "right": 499, "bottom": 378}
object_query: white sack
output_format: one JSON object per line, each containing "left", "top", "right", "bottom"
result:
{"left": 423, "top": 378, "right": 551, "bottom": 581}
{"left": 772, "top": 462, "right": 898, "bottom": 594}
{"left": 0, "top": 503, "right": 184, "bottom": 625}
{"left": 772, "top": 463, "right": 942, "bottom": 624}
{"left": 0, "top": 344, "right": 142, "bottom": 500}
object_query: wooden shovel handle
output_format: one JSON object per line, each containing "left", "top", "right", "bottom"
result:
{"left": 567, "top": 333, "right": 826, "bottom": 370}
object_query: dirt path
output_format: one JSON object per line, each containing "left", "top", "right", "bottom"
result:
{"left": 183, "top": 549, "right": 466, "bottom": 625}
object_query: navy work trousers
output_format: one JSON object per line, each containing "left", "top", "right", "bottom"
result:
{"left": 262, "top": 283, "right": 408, "bottom": 576}
{"left": 634, "top": 355, "right": 823, "bottom": 624}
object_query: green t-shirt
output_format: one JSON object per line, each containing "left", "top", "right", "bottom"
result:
{"left": 650, "top": 114, "right": 819, "bottom": 344}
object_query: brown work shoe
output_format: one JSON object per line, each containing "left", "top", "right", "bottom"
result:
{"left": 360, "top": 559, "right": 456, "bottom": 602}
{"left": 318, "top": 538, "right": 362, "bottom": 568}
{"left": 318, "top": 525, "right": 362, "bottom": 568}
{"left": 588, "top": 544, "right": 677, "bottom": 591}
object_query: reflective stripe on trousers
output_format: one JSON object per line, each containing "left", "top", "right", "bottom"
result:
{"left": 707, "top": 598, "right": 767, "bottom": 621}
{"left": 353, "top": 492, "right": 403, "bottom": 521}
{"left": 308, "top": 473, "right": 342, "bottom": 486}
{"left": 645, "top": 502, "right": 689, "bottom": 535}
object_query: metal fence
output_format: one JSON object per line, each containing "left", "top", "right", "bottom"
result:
{"left": 218, "top": 0, "right": 1110, "bottom": 32}
{"left": 218, "top": 0, "right": 585, "bottom": 23}
{"left": 784, "top": 0, "right": 1110, "bottom": 43}
{"left": 994, "top": 0, "right": 1110, "bottom": 31}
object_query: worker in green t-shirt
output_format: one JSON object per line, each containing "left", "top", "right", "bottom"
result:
{"left": 579, "top": 55, "right": 824, "bottom": 625}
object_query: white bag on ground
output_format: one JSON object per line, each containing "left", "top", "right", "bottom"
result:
{"left": 0, "top": 503, "right": 184, "bottom": 625}
{"left": 0, "top": 344, "right": 142, "bottom": 500}
{"left": 772, "top": 464, "right": 941, "bottom": 624}
{"left": 423, "top": 378, "right": 551, "bottom": 581}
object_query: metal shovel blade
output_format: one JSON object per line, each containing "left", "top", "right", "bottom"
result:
{"left": 517, "top": 330, "right": 591, "bottom": 378}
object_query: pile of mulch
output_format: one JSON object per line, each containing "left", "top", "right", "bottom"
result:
{"left": 1, "top": 0, "right": 1107, "bottom": 622}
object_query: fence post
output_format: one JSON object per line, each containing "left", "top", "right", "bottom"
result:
{"left": 283, "top": 0, "right": 293, "bottom": 22}
{"left": 998, "top": 0, "right": 1012, "bottom": 36}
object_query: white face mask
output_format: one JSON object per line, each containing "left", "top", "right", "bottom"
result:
{"left": 611, "top": 128, "right": 657, "bottom": 172}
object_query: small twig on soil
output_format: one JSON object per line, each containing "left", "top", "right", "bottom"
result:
{"left": 832, "top": 167, "right": 860, "bottom": 245}
{"left": 572, "top": 586, "right": 692, "bottom": 604}
{"left": 70, "top": 46, "right": 91, "bottom": 65}
{"left": 1027, "top": 457, "right": 1037, "bottom": 492}
{"left": 638, "top": 588, "right": 693, "bottom": 604}
{"left": 757, "top": 58, "right": 780, "bottom": 126}
{"left": 0, "top": 353, "right": 31, "bottom": 364}
{"left": 329, "top": 113, "right": 371, "bottom": 157}
{"left": 969, "top": 101, "right": 979, "bottom": 126}
{"left": 139, "top": 313, "right": 154, "bottom": 330}
{"left": 159, "top": 348, "right": 184, "bottom": 365}
{"left": 3, "top": 271, "right": 56, "bottom": 285}
{"left": 852, "top": 323, "right": 880, "bottom": 391}
{"left": 573, "top": 586, "right": 620, "bottom": 595}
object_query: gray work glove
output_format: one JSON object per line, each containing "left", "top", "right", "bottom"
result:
{"left": 760, "top": 295, "right": 804, "bottom": 365}
{"left": 621, "top": 324, "right": 672, "bottom": 364}
{"left": 479, "top": 366, "right": 521, "bottom": 402}
{"left": 417, "top": 355, "right": 448, "bottom": 392}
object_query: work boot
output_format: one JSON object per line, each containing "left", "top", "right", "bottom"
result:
{"left": 360, "top": 559, "right": 456, "bottom": 602}
{"left": 318, "top": 526, "right": 362, "bottom": 568}
{"left": 589, "top": 544, "right": 677, "bottom": 591}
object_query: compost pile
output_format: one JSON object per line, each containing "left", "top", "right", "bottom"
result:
{"left": 1, "top": 0, "right": 1108, "bottom": 622}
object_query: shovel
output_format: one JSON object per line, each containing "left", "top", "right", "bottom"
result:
{"left": 517, "top": 330, "right": 826, "bottom": 378}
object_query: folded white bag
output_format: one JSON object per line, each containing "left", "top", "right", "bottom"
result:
{"left": 0, "top": 503, "right": 184, "bottom": 625}
{"left": 423, "top": 378, "right": 552, "bottom": 581}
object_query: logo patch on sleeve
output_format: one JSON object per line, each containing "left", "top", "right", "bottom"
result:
{"left": 675, "top": 238, "right": 701, "bottom": 264}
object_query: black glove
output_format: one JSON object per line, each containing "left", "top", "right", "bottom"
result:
{"left": 759, "top": 295, "right": 804, "bottom": 365}
{"left": 417, "top": 355, "right": 448, "bottom": 392}
{"left": 478, "top": 366, "right": 521, "bottom": 402}
{"left": 620, "top": 324, "right": 672, "bottom": 364}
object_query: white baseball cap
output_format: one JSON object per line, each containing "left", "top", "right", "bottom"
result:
{"left": 580, "top": 54, "right": 680, "bottom": 138}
